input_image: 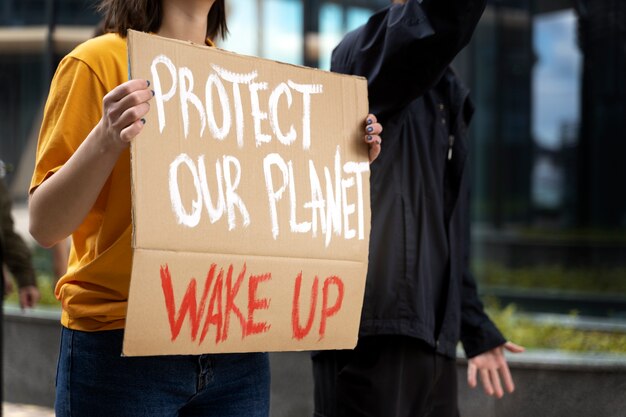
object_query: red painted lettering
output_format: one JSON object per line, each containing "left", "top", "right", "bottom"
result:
{"left": 160, "top": 264, "right": 214, "bottom": 341}
{"left": 158, "top": 261, "right": 284, "bottom": 345}
{"left": 199, "top": 267, "right": 224, "bottom": 344}
{"left": 291, "top": 272, "right": 319, "bottom": 340}
{"left": 246, "top": 273, "right": 272, "bottom": 336}
{"left": 222, "top": 263, "right": 247, "bottom": 341}
{"left": 319, "top": 276, "right": 344, "bottom": 339}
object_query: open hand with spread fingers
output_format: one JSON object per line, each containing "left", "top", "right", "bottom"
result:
{"left": 467, "top": 341, "right": 525, "bottom": 398}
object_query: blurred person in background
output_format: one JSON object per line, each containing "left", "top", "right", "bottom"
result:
{"left": 1, "top": 159, "right": 40, "bottom": 309}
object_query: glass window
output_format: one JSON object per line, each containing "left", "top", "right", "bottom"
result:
{"left": 221, "top": 0, "right": 260, "bottom": 56}
{"left": 345, "top": 6, "right": 371, "bottom": 31}
{"left": 0, "top": 54, "right": 45, "bottom": 186}
{"left": 532, "top": 10, "right": 581, "bottom": 153}
{"left": 223, "top": 0, "right": 303, "bottom": 65}
{"left": 467, "top": 0, "right": 626, "bottom": 341}
{"left": 264, "top": 0, "right": 303, "bottom": 64}
{"left": 318, "top": 2, "right": 373, "bottom": 70}
{"left": 0, "top": 0, "right": 97, "bottom": 189}
{"left": 0, "top": 0, "right": 47, "bottom": 25}
{"left": 0, "top": 0, "right": 98, "bottom": 26}
{"left": 319, "top": 3, "right": 343, "bottom": 70}
{"left": 531, "top": 10, "right": 581, "bottom": 212}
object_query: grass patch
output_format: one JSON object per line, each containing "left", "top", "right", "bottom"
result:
{"left": 4, "top": 273, "right": 59, "bottom": 307}
{"left": 4, "top": 245, "right": 60, "bottom": 307}
{"left": 486, "top": 301, "right": 626, "bottom": 354}
{"left": 475, "top": 262, "right": 626, "bottom": 294}
{"left": 519, "top": 228, "right": 626, "bottom": 243}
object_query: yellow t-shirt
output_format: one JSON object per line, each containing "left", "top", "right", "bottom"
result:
{"left": 31, "top": 33, "right": 131, "bottom": 331}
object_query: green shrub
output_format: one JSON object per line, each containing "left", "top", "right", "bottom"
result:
{"left": 4, "top": 245, "right": 60, "bottom": 307}
{"left": 475, "top": 262, "right": 626, "bottom": 294}
{"left": 4, "top": 274, "right": 59, "bottom": 307}
{"left": 486, "top": 301, "right": 626, "bottom": 354}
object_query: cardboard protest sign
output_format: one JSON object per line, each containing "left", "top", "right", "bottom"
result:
{"left": 123, "top": 30, "right": 370, "bottom": 356}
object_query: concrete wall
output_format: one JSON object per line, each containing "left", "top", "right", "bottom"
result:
{"left": 3, "top": 307, "right": 60, "bottom": 407}
{"left": 457, "top": 352, "right": 626, "bottom": 417}
{"left": 4, "top": 306, "right": 626, "bottom": 416}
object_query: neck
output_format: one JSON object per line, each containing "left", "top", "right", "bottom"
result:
{"left": 158, "top": 0, "right": 216, "bottom": 44}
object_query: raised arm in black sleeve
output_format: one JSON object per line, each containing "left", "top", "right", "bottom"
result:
{"left": 331, "top": 0, "right": 486, "bottom": 119}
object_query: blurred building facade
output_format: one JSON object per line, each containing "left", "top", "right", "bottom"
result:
{"left": 575, "top": 0, "right": 626, "bottom": 229}
{"left": 0, "top": 0, "right": 624, "bottom": 321}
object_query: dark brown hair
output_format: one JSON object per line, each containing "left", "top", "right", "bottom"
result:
{"left": 97, "top": 0, "right": 228, "bottom": 41}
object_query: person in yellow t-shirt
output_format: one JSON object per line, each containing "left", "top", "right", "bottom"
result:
{"left": 29, "top": 1, "right": 383, "bottom": 415}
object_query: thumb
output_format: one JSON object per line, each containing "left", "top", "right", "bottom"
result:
{"left": 504, "top": 341, "right": 525, "bottom": 353}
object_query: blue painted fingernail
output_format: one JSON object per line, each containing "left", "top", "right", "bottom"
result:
{"left": 151, "top": 90, "right": 155, "bottom": 96}
{"left": 146, "top": 80, "right": 151, "bottom": 87}
{"left": 367, "top": 126, "right": 373, "bottom": 133}
{"left": 141, "top": 118, "right": 146, "bottom": 124}
{"left": 367, "top": 135, "right": 373, "bottom": 142}
{"left": 367, "top": 118, "right": 373, "bottom": 125}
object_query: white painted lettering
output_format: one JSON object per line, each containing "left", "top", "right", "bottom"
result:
{"left": 178, "top": 67, "right": 206, "bottom": 138}
{"left": 324, "top": 147, "right": 343, "bottom": 247}
{"left": 222, "top": 155, "right": 250, "bottom": 230}
{"left": 205, "top": 74, "right": 231, "bottom": 140}
{"left": 268, "top": 83, "right": 296, "bottom": 146}
{"left": 249, "top": 82, "right": 271, "bottom": 147}
{"left": 211, "top": 65, "right": 258, "bottom": 148}
{"left": 197, "top": 155, "right": 225, "bottom": 224}
{"left": 169, "top": 153, "right": 202, "bottom": 227}
{"left": 304, "top": 161, "right": 326, "bottom": 240}
{"left": 287, "top": 81, "right": 323, "bottom": 150}
{"left": 263, "top": 153, "right": 289, "bottom": 239}
{"left": 343, "top": 162, "right": 369, "bottom": 240}
{"left": 341, "top": 176, "right": 356, "bottom": 240}
{"left": 288, "top": 161, "right": 312, "bottom": 234}
{"left": 151, "top": 55, "right": 177, "bottom": 134}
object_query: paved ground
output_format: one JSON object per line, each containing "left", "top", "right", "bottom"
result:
{"left": 3, "top": 403, "right": 55, "bottom": 417}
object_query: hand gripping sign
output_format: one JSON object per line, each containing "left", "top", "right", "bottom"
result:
{"left": 123, "top": 31, "right": 370, "bottom": 355}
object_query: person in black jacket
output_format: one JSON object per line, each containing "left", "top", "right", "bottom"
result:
{"left": 312, "top": 1, "right": 523, "bottom": 416}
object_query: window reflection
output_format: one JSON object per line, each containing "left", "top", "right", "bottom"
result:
{"left": 469, "top": 1, "right": 626, "bottom": 320}
{"left": 319, "top": 3, "right": 372, "bottom": 70}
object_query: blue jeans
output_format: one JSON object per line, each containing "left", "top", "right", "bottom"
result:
{"left": 55, "top": 327, "right": 270, "bottom": 417}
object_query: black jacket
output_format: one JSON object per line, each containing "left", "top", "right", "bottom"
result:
{"left": 331, "top": 0, "right": 505, "bottom": 358}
